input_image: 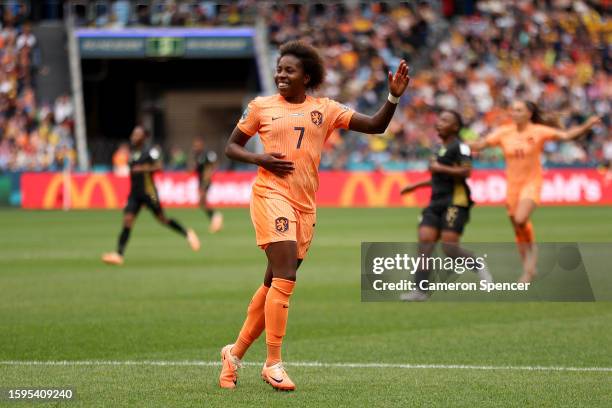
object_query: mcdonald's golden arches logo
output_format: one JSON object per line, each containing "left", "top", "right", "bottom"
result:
{"left": 42, "top": 174, "right": 119, "bottom": 209}
{"left": 339, "top": 173, "right": 416, "bottom": 207}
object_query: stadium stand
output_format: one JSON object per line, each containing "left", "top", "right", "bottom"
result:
{"left": 0, "top": 6, "right": 76, "bottom": 171}
{"left": 262, "top": 1, "right": 609, "bottom": 170}
{"left": 1, "top": 1, "right": 609, "bottom": 171}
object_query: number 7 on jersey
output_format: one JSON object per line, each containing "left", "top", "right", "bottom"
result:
{"left": 294, "top": 127, "right": 305, "bottom": 149}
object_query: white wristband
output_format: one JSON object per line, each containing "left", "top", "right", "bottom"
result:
{"left": 387, "top": 93, "right": 400, "bottom": 104}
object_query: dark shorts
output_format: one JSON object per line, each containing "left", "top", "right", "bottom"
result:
{"left": 419, "top": 205, "right": 470, "bottom": 234}
{"left": 124, "top": 192, "right": 163, "bottom": 216}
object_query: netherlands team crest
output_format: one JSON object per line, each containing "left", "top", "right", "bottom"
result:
{"left": 310, "top": 110, "right": 323, "bottom": 126}
{"left": 275, "top": 217, "right": 289, "bottom": 232}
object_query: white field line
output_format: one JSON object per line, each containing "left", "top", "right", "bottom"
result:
{"left": 0, "top": 361, "right": 610, "bottom": 373}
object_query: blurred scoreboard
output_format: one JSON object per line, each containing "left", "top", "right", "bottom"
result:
{"left": 75, "top": 28, "right": 255, "bottom": 58}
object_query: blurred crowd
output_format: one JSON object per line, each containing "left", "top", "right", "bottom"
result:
{"left": 71, "top": 0, "right": 256, "bottom": 27}
{"left": 0, "top": 6, "right": 76, "bottom": 171}
{"left": 270, "top": 0, "right": 609, "bottom": 170}
{"left": 5, "top": 1, "right": 611, "bottom": 171}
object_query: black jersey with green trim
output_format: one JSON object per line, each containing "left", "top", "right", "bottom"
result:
{"left": 129, "top": 144, "right": 161, "bottom": 196}
{"left": 430, "top": 138, "right": 473, "bottom": 208}
{"left": 195, "top": 150, "right": 217, "bottom": 184}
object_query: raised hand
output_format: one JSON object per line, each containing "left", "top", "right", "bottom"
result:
{"left": 256, "top": 152, "right": 295, "bottom": 177}
{"left": 388, "top": 60, "right": 411, "bottom": 97}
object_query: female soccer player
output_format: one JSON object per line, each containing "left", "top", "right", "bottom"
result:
{"left": 470, "top": 101, "right": 600, "bottom": 283}
{"left": 219, "top": 41, "right": 410, "bottom": 391}
{"left": 101, "top": 126, "right": 200, "bottom": 265}
{"left": 399, "top": 110, "right": 492, "bottom": 301}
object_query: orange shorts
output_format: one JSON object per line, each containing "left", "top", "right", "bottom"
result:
{"left": 249, "top": 194, "right": 316, "bottom": 259}
{"left": 506, "top": 181, "right": 541, "bottom": 215}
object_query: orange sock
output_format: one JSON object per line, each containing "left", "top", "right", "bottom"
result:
{"left": 514, "top": 222, "right": 535, "bottom": 244}
{"left": 264, "top": 278, "right": 295, "bottom": 366}
{"left": 523, "top": 222, "right": 534, "bottom": 243}
{"left": 232, "top": 285, "right": 269, "bottom": 359}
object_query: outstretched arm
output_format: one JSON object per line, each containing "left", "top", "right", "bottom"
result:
{"left": 553, "top": 116, "right": 601, "bottom": 141}
{"left": 467, "top": 138, "right": 489, "bottom": 152}
{"left": 400, "top": 179, "right": 431, "bottom": 195}
{"left": 429, "top": 160, "right": 471, "bottom": 178}
{"left": 348, "top": 60, "right": 410, "bottom": 134}
{"left": 132, "top": 162, "right": 162, "bottom": 173}
{"left": 225, "top": 127, "right": 295, "bottom": 177}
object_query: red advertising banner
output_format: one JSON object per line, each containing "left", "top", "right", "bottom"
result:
{"left": 21, "top": 169, "right": 612, "bottom": 209}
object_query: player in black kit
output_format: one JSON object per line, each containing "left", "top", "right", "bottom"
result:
{"left": 102, "top": 126, "right": 200, "bottom": 265}
{"left": 399, "top": 110, "right": 492, "bottom": 300}
{"left": 193, "top": 138, "right": 223, "bottom": 233}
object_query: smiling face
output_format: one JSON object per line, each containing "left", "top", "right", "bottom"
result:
{"left": 435, "top": 111, "right": 461, "bottom": 139}
{"left": 275, "top": 54, "right": 309, "bottom": 99}
{"left": 511, "top": 101, "right": 532, "bottom": 126}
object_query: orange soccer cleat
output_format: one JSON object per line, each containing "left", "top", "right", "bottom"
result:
{"left": 219, "top": 344, "right": 241, "bottom": 389}
{"left": 186, "top": 229, "right": 200, "bottom": 251}
{"left": 261, "top": 362, "right": 296, "bottom": 391}
{"left": 209, "top": 212, "right": 224, "bottom": 234}
{"left": 101, "top": 252, "right": 124, "bottom": 265}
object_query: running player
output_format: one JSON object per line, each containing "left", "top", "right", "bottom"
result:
{"left": 470, "top": 101, "right": 600, "bottom": 282}
{"left": 399, "top": 110, "right": 492, "bottom": 301}
{"left": 192, "top": 137, "right": 223, "bottom": 233}
{"left": 218, "top": 41, "right": 410, "bottom": 391}
{"left": 102, "top": 126, "right": 200, "bottom": 265}
{"left": 401, "top": 110, "right": 493, "bottom": 301}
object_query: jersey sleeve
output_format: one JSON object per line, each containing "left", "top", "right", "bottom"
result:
{"left": 206, "top": 151, "right": 218, "bottom": 164}
{"left": 236, "top": 98, "right": 261, "bottom": 137}
{"left": 484, "top": 128, "right": 504, "bottom": 147}
{"left": 148, "top": 146, "right": 162, "bottom": 164}
{"left": 457, "top": 142, "right": 472, "bottom": 166}
{"left": 328, "top": 99, "right": 355, "bottom": 131}
{"left": 533, "top": 124, "right": 558, "bottom": 144}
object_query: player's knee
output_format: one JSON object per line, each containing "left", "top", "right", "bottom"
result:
{"left": 417, "top": 240, "right": 436, "bottom": 256}
{"left": 156, "top": 214, "right": 168, "bottom": 224}
{"left": 274, "top": 268, "right": 296, "bottom": 282}
{"left": 284, "top": 271, "right": 297, "bottom": 282}
{"left": 513, "top": 215, "right": 528, "bottom": 228}
{"left": 123, "top": 214, "right": 135, "bottom": 228}
{"left": 441, "top": 242, "right": 460, "bottom": 258}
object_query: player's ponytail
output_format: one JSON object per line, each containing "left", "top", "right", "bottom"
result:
{"left": 525, "top": 101, "right": 561, "bottom": 128}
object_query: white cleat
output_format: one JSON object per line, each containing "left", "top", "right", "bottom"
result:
{"left": 476, "top": 261, "right": 493, "bottom": 284}
{"left": 209, "top": 212, "right": 224, "bottom": 233}
{"left": 186, "top": 229, "right": 201, "bottom": 251}
{"left": 400, "top": 290, "right": 429, "bottom": 302}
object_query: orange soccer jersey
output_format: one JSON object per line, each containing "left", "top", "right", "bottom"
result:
{"left": 486, "top": 123, "right": 558, "bottom": 211}
{"left": 237, "top": 94, "right": 355, "bottom": 213}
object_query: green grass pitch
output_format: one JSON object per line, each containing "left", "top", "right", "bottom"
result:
{"left": 1, "top": 207, "right": 611, "bottom": 407}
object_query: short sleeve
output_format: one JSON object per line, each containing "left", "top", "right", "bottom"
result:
{"left": 533, "top": 124, "right": 558, "bottom": 144}
{"left": 485, "top": 128, "right": 504, "bottom": 147}
{"left": 328, "top": 99, "right": 355, "bottom": 130}
{"left": 236, "top": 98, "right": 261, "bottom": 137}
{"left": 206, "top": 151, "right": 218, "bottom": 163}
{"left": 148, "top": 146, "right": 161, "bottom": 163}
{"left": 458, "top": 142, "right": 472, "bottom": 166}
